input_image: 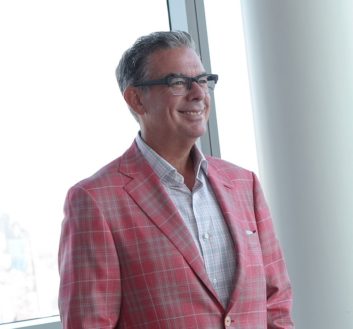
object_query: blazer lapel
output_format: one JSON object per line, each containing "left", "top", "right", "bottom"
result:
{"left": 207, "top": 162, "right": 249, "bottom": 310}
{"left": 118, "top": 142, "right": 219, "bottom": 300}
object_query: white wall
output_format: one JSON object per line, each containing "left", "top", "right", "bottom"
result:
{"left": 241, "top": 0, "right": 353, "bottom": 327}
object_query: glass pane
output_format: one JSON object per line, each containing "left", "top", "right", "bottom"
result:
{"left": 0, "top": 0, "right": 169, "bottom": 323}
{"left": 204, "top": 0, "right": 258, "bottom": 174}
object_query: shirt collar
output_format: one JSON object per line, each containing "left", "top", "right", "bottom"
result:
{"left": 135, "top": 133, "right": 208, "bottom": 184}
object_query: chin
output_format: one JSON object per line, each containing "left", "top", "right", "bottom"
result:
{"left": 180, "top": 123, "right": 207, "bottom": 140}
{"left": 189, "top": 129, "right": 206, "bottom": 140}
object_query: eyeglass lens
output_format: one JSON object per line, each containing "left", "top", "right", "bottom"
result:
{"left": 169, "top": 75, "right": 216, "bottom": 95}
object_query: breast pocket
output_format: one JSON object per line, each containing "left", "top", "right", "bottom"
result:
{"left": 244, "top": 229, "right": 267, "bottom": 300}
{"left": 246, "top": 229, "right": 264, "bottom": 266}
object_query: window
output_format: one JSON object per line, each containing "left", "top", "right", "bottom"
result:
{"left": 204, "top": 0, "right": 258, "bottom": 173}
{"left": 0, "top": 0, "right": 169, "bottom": 325}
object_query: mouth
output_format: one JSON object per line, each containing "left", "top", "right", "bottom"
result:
{"left": 178, "top": 110, "right": 204, "bottom": 116}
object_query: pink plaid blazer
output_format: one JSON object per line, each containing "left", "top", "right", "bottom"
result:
{"left": 58, "top": 141, "right": 294, "bottom": 329}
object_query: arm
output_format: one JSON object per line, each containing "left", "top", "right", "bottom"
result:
{"left": 252, "top": 173, "right": 294, "bottom": 328}
{"left": 58, "top": 186, "right": 121, "bottom": 329}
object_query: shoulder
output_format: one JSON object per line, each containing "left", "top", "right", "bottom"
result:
{"left": 207, "top": 156, "right": 270, "bottom": 216}
{"left": 67, "top": 157, "right": 126, "bottom": 200}
{"left": 66, "top": 140, "right": 153, "bottom": 200}
{"left": 206, "top": 156, "right": 255, "bottom": 181}
{"left": 71, "top": 141, "right": 140, "bottom": 194}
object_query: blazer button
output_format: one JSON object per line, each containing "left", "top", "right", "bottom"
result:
{"left": 224, "top": 315, "right": 232, "bottom": 327}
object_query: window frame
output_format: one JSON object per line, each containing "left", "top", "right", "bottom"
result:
{"left": 167, "top": 0, "right": 221, "bottom": 157}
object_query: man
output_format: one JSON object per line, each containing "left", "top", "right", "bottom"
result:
{"left": 58, "top": 31, "right": 294, "bottom": 328}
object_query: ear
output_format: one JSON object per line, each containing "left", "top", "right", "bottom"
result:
{"left": 123, "top": 86, "right": 146, "bottom": 116}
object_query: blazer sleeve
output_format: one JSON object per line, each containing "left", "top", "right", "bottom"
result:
{"left": 252, "top": 173, "right": 294, "bottom": 329}
{"left": 58, "top": 185, "right": 121, "bottom": 329}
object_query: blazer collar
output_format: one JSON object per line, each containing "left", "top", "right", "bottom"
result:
{"left": 207, "top": 160, "right": 251, "bottom": 310}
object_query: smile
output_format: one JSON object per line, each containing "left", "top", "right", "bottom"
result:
{"left": 180, "top": 110, "right": 203, "bottom": 116}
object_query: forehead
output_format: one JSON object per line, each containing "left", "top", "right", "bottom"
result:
{"left": 147, "top": 47, "right": 205, "bottom": 77}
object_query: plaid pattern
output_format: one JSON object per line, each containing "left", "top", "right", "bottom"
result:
{"left": 58, "top": 140, "right": 294, "bottom": 329}
{"left": 136, "top": 134, "right": 236, "bottom": 308}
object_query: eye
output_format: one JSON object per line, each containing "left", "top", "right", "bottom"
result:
{"left": 169, "top": 77, "right": 187, "bottom": 87}
{"left": 197, "top": 77, "right": 208, "bottom": 85}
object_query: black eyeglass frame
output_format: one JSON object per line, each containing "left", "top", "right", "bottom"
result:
{"left": 133, "top": 73, "right": 218, "bottom": 93}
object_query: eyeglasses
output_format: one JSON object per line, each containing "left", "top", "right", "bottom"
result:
{"left": 133, "top": 73, "right": 218, "bottom": 96}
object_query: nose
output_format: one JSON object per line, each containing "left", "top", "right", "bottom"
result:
{"left": 187, "top": 80, "right": 207, "bottom": 100}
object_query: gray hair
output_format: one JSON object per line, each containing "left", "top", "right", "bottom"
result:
{"left": 115, "top": 31, "right": 197, "bottom": 94}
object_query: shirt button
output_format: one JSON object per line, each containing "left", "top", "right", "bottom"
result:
{"left": 224, "top": 315, "right": 232, "bottom": 327}
{"left": 202, "top": 232, "right": 210, "bottom": 240}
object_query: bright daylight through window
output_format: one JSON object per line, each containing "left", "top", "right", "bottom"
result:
{"left": 0, "top": 0, "right": 169, "bottom": 324}
{"left": 204, "top": 0, "right": 258, "bottom": 174}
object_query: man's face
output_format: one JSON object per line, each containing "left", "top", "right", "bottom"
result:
{"left": 137, "top": 47, "right": 211, "bottom": 150}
